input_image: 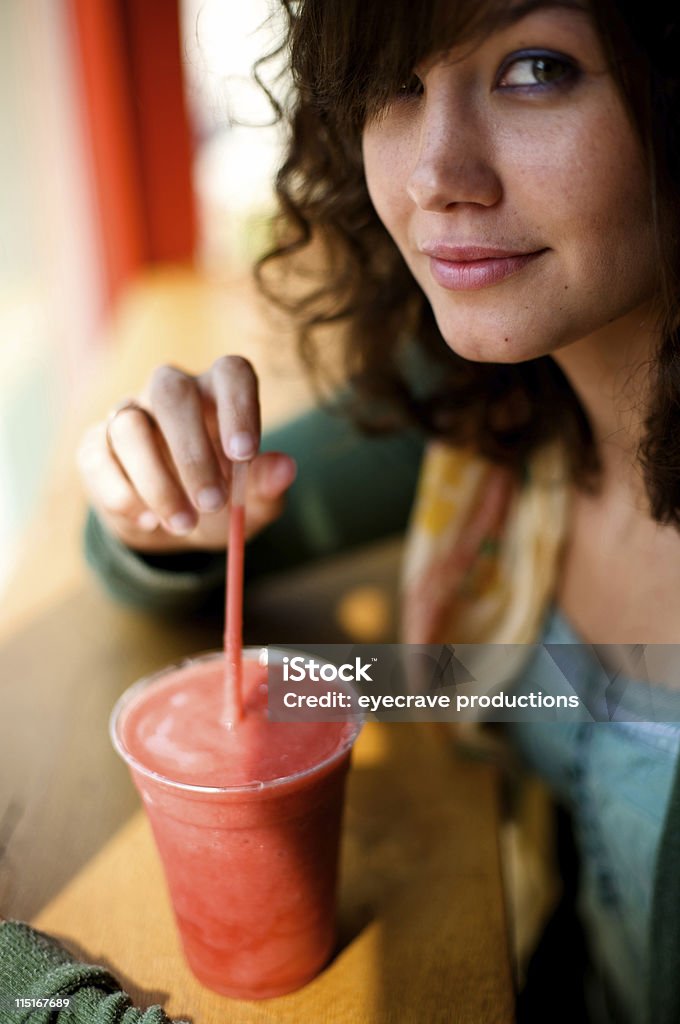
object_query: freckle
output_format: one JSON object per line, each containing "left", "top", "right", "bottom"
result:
{"left": 564, "top": 285, "right": 568, "bottom": 290}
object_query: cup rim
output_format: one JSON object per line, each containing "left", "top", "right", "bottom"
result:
{"left": 110, "top": 647, "right": 363, "bottom": 795}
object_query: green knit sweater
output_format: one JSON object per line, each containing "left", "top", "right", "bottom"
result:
{"left": 0, "top": 922, "right": 181, "bottom": 1023}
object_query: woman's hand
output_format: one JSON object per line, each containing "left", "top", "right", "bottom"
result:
{"left": 77, "top": 356, "right": 297, "bottom": 553}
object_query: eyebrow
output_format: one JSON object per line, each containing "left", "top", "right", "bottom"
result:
{"left": 496, "top": 0, "right": 591, "bottom": 30}
{"left": 418, "top": 0, "right": 591, "bottom": 77}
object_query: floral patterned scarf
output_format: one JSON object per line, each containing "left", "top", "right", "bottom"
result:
{"left": 400, "top": 438, "right": 571, "bottom": 647}
{"left": 398, "top": 438, "right": 573, "bottom": 975}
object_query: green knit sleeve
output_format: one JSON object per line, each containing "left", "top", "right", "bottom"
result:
{"left": 83, "top": 402, "right": 426, "bottom": 614}
{"left": 0, "top": 922, "right": 186, "bottom": 1023}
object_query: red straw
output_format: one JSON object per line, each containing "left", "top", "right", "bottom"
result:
{"left": 223, "top": 461, "right": 248, "bottom": 726}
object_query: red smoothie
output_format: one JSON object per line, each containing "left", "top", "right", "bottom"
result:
{"left": 112, "top": 649, "right": 360, "bottom": 999}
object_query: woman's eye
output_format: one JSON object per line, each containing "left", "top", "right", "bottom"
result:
{"left": 396, "top": 72, "right": 424, "bottom": 100}
{"left": 497, "top": 52, "right": 577, "bottom": 90}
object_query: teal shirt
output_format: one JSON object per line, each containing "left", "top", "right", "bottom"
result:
{"left": 507, "top": 604, "right": 680, "bottom": 1024}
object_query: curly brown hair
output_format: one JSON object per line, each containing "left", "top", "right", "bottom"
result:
{"left": 253, "top": 0, "right": 680, "bottom": 525}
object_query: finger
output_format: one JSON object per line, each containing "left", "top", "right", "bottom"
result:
{"left": 77, "top": 424, "right": 158, "bottom": 530}
{"left": 106, "top": 405, "right": 197, "bottom": 536}
{"left": 241, "top": 452, "right": 297, "bottom": 537}
{"left": 148, "top": 365, "right": 227, "bottom": 514}
{"left": 248, "top": 451, "right": 298, "bottom": 501}
{"left": 199, "top": 355, "right": 260, "bottom": 462}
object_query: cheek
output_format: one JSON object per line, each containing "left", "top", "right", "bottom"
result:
{"left": 361, "top": 129, "right": 411, "bottom": 241}
{"left": 564, "top": 112, "right": 656, "bottom": 319}
{"left": 507, "top": 92, "right": 655, "bottom": 290}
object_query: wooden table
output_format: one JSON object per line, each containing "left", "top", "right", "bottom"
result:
{"left": 0, "top": 540, "right": 514, "bottom": 1022}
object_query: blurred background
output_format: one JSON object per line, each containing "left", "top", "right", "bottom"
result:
{"left": 0, "top": 0, "right": 316, "bottom": 632}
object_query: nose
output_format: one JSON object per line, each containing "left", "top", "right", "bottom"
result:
{"left": 406, "top": 93, "right": 502, "bottom": 211}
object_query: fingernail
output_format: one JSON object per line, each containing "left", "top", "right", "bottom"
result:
{"left": 168, "top": 511, "right": 195, "bottom": 535}
{"left": 228, "top": 432, "right": 256, "bottom": 460}
{"left": 196, "top": 485, "right": 225, "bottom": 512}
{"left": 137, "top": 510, "right": 159, "bottom": 531}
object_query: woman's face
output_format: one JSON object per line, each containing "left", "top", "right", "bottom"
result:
{"left": 361, "top": 1, "right": 658, "bottom": 363}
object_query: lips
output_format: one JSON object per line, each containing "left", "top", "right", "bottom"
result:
{"left": 419, "top": 243, "right": 548, "bottom": 291}
{"left": 421, "top": 243, "right": 536, "bottom": 261}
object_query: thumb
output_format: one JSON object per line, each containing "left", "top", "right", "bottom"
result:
{"left": 242, "top": 452, "right": 297, "bottom": 539}
{"left": 248, "top": 452, "right": 297, "bottom": 502}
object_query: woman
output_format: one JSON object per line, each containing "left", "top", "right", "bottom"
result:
{"left": 8, "top": 0, "right": 680, "bottom": 1021}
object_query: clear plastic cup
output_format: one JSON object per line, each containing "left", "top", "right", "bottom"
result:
{"left": 110, "top": 647, "right": 361, "bottom": 999}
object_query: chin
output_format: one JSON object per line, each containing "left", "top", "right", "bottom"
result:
{"left": 434, "top": 319, "right": 554, "bottom": 365}
{"left": 422, "top": 287, "right": 558, "bottom": 365}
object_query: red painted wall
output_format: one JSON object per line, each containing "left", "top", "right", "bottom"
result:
{"left": 68, "top": 0, "right": 196, "bottom": 306}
